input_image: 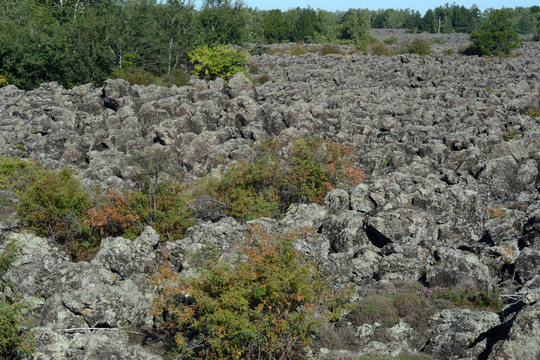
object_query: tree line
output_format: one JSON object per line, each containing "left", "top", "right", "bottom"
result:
{"left": 0, "top": 0, "right": 539, "bottom": 90}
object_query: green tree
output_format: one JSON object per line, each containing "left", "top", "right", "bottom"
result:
{"left": 291, "top": 7, "right": 317, "bottom": 42}
{"left": 198, "top": 0, "right": 248, "bottom": 45}
{"left": 468, "top": 9, "right": 519, "bottom": 55}
{"left": 420, "top": 9, "right": 438, "bottom": 33}
{"left": 340, "top": 9, "right": 372, "bottom": 47}
{"left": 263, "top": 9, "right": 287, "bottom": 43}
{"left": 157, "top": 0, "right": 197, "bottom": 74}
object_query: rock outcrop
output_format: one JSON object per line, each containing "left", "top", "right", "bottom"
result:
{"left": 1, "top": 31, "right": 539, "bottom": 359}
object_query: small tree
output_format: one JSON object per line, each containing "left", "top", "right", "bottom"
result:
{"left": 468, "top": 9, "right": 519, "bottom": 56}
{"left": 189, "top": 45, "right": 249, "bottom": 81}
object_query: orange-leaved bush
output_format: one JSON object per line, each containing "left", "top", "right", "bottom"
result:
{"left": 153, "top": 225, "right": 351, "bottom": 360}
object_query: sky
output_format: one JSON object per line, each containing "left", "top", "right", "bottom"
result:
{"left": 193, "top": 0, "right": 539, "bottom": 15}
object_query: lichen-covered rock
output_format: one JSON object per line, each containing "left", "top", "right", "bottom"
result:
{"left": 423, "top": 309, "right": 500, "bottom": 359}
{"left": 1, "top": 30, "right": 539, "bottom": 359}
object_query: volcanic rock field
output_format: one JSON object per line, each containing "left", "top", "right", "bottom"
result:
{"left": 1, "top": 31, "right": 539, "bottom": 359}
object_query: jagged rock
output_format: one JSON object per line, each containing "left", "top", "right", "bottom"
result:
{"left": 487, "top": 303, "right": 540, "bottom": 360}
{"left": 1, "top": 31, "right": 540, "bottom": 359}
{"left": 426, "top": 247, "right": 492, "bottom": 289}
{"left": 91, "top": 226, "right": 161, "bottom": 279}
{"left": 423, "top": 308, "right": 500, "bottom": 359}
{"left": 33, "top": 329, "right": 161, "bottom": 360}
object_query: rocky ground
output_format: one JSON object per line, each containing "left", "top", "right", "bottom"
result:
{"left": 0, "top": 32, "right": 539, "bottom": 359}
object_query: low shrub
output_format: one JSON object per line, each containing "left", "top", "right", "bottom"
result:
{"left": 288, "top": 44, "right": 310, "bottom": 55}
{"left": 111, "top": 67, "right": 157, "bottom": 85}
{"left": 320, "top": 44, "right": 344, "bottom": 55}
{"left": 368, "top": 42, "right": 395, "bottom": 56}
{"left": 0, "top": 242, "right": 34, "bottom": 358}
{"left": 432, "top": 37, "right": 445, "bottom": 45}
{"left": 404, "top": 39, "right": 432, "bottom": 55}
{"left": 194, "top": 138, "right": 364, "bottom": 220}
{"left": 502, "top": 130, "right": 517, "bottom": 141}
{"left": 0, "top": 74, "right": 9, "bottom": 87}
{"left": 153, "top": 226, "right": 351, "bottom": 360}
{"left": 128, "top": 182, "right": 195, "bottom": 241}
{"left": 248, "top": 64, "right": 260, "bottom": 74}
{"left": 383, "top": 36, "right": 398, "bottom": 45}
{"left": 189, "top": 45, "right": 249, "bottom": 82}
{"left": 523, "top": 107, "right": 539, "bottom": 119}
{"left": 255, "top": 74, "right": 271, "bottom": 85}
{"left": 248, "top": 45, "right": 271, "bottom": 56}
{"left": 443, "top": 49, "right": 456, "bottom": 56}
{"left": 18, "top": 168, "right": 92, "bottom": 248}
{"left": 156, "top": 68, "right": 191, "bottom": 88}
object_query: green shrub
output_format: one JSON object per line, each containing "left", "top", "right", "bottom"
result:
{"left": 255, "top": 74, "right": 271, "bottom": 85}
{"left": 156, "top": 68, "right": 191, "bottom": 88}
{"left": 153, "top": 226, "right": 350, "bottom": 360}
{"left": 467, "top": 9, "right": 519, "bottom": 56}
{"left": 248, "top": 64, "right": 260, "bottom": 74}
{"left": 502, "top": 130, "right": 517, "bottom": 141}
{"left": 18, "top": 168, "right": 92, "bottom": 247}
{"left": 523, "top": 107, "right": 539, "bottom": 119}
{"left": 288, "top": 45, "right": 310, "bottom": 55}
{"left": 0, "top": 242, "right": 34, "bottom": 358}
{"left": 443, "top": 49, "right": 456, "bottom": 56}
{"left": 369, "top": 42, "right": 395, "bottom": 56}
{"left": 189, "top": 45, "right": 249, "bottom": 82}
{"left": 128, "top": 182, "right": 195, "bottom": 241}
{"left": 405, "top": 39, "right": 432, "bottom": 55}
{"left": 320, "top": 44, "right": 344, "bottom": 55}
{"left": 432, "top": 37, "right": 445, "bottom": 45}
{"left": 0, "top": 158, "right": 43, "bottom": 191}
{"left": 195, "top": 138, "right": 364, "bottom": 220}
{"left": 0, "top": 74, "right": 9, "bottom": 87}
{"left": 248, "top": 45, "right": 271, "bottom": 56}
{"left": 383, "top": 36, "right": 398, "bottom": 45}
{"left": 111, "top": 67, "right": 157, "bottom": 85}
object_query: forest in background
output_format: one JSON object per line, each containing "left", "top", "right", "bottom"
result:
{"left": 0, "top": 0, "right": 539, "bottom": 90}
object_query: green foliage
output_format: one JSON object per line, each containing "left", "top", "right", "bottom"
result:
{"left": 196, "top": 138, "right": 364, "bottom": 221}
{"left": 404, "top": 38, "right": 432, "bottom": 55}
{"left": 340, "top": 9, "right": 373, "bottom": 48}
{"left": 255, "top": 74, "right": 271, "bottom": 85}
{"left": 502, "top": 130, "right": 517, "bottom": 141}
{"left": 189, "top": 45, "right": 249, "bottom": 82}
{"left": 263, "top": 9, "right": 288, "bottom": 43}
{"left": 383, "top": 36, "right": 398, "bottom": 45}
{"left": 0, "top": 242, "right": 34, "bottom": 358}
{"left": 432, "top": 37, "right": 445, "bottom": 44}
{"left": 18, "top": 168, "right": 92, "bottom": 246}
{"left": 320, "top": 44, "right": 344, "bottom": 55}
{"left": 198, "top": 0, "right": 248, "bottom": 45}
{"left": 468, "top": 9, "right": 520, "bottom": 56}
{"left": 0, "top": 158, "right": 42, "bottom": 191}
{"left": 128, "top": 182, "right": 195, "bottom": 241}
{"left": 153, "top": 227, "right": 351, "bottom": 360}
{"left": 288, "top": 44, "right": 310, "bottom": 55}
{"left": 0, "top": 74, "right": 9, "bottom": 87}
{"left": 111, "top": 67, "right": 157, "bottom": 86}
{"left": 156, "top": 68, "right": 191, "bottom": 88}
{"left": 369, "top": 42, "right": 395, "bottom": 56}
